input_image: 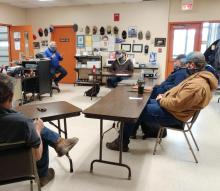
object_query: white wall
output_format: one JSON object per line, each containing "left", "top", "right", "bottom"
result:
{"left": 0, "top": 3, "right": 26, "bottom": 25}
{"left": 169, "top": 0, "right": 220, "bottom": 22}
{"left": 26, "top": 0, "right": 169, "bottom": 81}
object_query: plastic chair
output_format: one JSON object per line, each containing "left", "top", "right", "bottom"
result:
{"left": 0, "top": 142, "right": 41, "bottom": 191}
{"left": 153, "top": 110, "right": 201, "bottom": 163}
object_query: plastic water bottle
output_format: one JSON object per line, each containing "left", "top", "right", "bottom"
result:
{"left": 140, "top": 69, "right": 145, "bottom": 80}
{"left": 92, "top": 65, "right": 96, "bottom": 74}
{"left": 2, "top": 65, "right": 7, "bottom": 74}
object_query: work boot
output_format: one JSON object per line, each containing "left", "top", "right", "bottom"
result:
{"left": 142, "top": 129, "right": 167, "bottom": 139}
{"left": 40, "top": 168, "right": 55, "bottom": 187}
{"left": 55, "top": 137, "right": 79, "bottom": 157}
{"left": 106, "top": 138, "right": 129, "bottom": 152}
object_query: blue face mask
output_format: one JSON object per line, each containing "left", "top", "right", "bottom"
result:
{"left": 50, "top": 46, "right": 57, "bottom": 53}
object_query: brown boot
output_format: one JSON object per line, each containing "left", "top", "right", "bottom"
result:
{"left": 40, "top": 168, "right": 55, "bottom": 187}
{"left": 54, "top": 137, "right": 79, "bottom": 157}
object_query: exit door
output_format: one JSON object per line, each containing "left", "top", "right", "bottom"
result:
{"left": 51, "top": 26, "right": 76, "bottom": 84}
{"left": 9, "top": 25, "right": 34, "bottom": 61}
{"left": 166, "top": 23, "right": 202, "bottom": 77}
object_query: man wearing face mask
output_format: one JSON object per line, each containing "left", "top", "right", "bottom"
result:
{"left": 147, "top": 54, "right": 188, "bottom": 100}
{"left": 44, "top": 41, "right": 67, "bottom": 87}
{"left": 131, "top": 54, "right": 188, "bottom": 139}
{"left": 106, "top": 52, "right": 218, "bottom": 152}
{"left": 107, "top": 50, "right": 134, "bottom": 88}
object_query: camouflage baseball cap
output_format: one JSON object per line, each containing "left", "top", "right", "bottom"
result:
{"left": 185, "top": 51, "right": 206, "bottom": 69}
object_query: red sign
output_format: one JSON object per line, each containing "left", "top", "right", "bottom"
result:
{"left": 182, "top": 3, "right": 193, "bottom": 10}
{"left": 114, "top": 13, "right": 120, "bottom": 22}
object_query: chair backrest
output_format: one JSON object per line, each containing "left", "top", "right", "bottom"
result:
{"left": 0, "top": 142, "right": 36, "bottom": 185}
{"left": 187, "top": 110, "right": 201, "bottom": 130}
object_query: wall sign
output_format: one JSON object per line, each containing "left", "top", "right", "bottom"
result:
{"left": 114, "top": 13, "right": 120, "bottom": 22}
{"left": 60, "top": 38, "right": 70, "bottom": 42}
{"left": 181, "top": 0, "right": 193, "bottom": 11}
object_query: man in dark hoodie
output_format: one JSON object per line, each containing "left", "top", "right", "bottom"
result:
{"left": 0, "top": 74, "right": 78, "bottom": 187}
{"left": 106, "top": 52, "right": 218, "bottom": 152}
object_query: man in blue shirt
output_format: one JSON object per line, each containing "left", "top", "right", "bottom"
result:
{"left": 44, "top": 41, "right": 67, "bottom": 87}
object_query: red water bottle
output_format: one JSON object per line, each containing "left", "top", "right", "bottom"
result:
{"left": 92, "top": 65, "right": 96, "bottom": 74}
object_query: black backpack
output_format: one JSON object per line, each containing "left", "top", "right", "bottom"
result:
{"left": 84, "top": 84, "right": 100, "bottom": 97}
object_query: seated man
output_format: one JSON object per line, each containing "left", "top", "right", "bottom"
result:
{"left": 44, "top": 41, "right": 67, "bottom": 87}
{"left": 0, "top": 73, "right": 78, "bottom": 187}
{"left": 107, "top": 50, "right": 134, "bottom": 88}
{"left": 131, "top": 54, "right": 188, "bottom": 138}
{"left": 106, "top": 52, "right": 218, "bottom": 152}
{"left": 148, "top": 54, "right": 188, "bottom": 99}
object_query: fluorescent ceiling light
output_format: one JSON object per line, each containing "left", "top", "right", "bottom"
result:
{"left": 38, "top": 0, "right": 54, "bottom": 2}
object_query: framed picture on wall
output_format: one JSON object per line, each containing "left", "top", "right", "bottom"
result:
{"left": 154, "top": 38, "right": 166, "bottom": 47}
{"left": 132, "top": 44, "right": 143, "bottom": 53}
{"left": 76, "top": 35, "right": 85, "bottom": 48}
{"left": 121, "top": 44, "right": 131, "bottom": 52}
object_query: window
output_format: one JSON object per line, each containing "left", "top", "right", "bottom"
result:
{"left": 0, "top": 26, "right": 9, "bottom": 66}
{"left": 201, "top": 22, "right": 220, "bottom": 53}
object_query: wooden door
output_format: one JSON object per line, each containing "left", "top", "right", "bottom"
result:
{"left": 166, "top": 23, "right": 202, "bottom": 77}
{"left": 9, "top": 25, "right": 34, "bottom": 61}
{"left": 51, "top": 26, "right": 76, "bottom": 84}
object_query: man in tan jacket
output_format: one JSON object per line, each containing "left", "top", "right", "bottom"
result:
{"left": 106, "top": 52, "right": 218, "bottom": 152}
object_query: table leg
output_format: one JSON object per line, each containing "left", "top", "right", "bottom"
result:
{"left": 49, "top": 118, "right": 73, "bottom": 173}
{"left": 90, "top": 120, "right": 131, "bottom": 179}
{"left": 63, "top": 118, "right": 73, "bottom": 172}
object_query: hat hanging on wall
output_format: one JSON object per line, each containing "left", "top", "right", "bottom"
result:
{"left": 93, "top": 26, "right": 98, "bottom": 35}
{"left": 33, "top": 34, "right": 37, "bottom": 40}
{"left": 85, "top": 25, "right": 90, "bottom": 35}
{"left": 100, "top": 26, "right": 105, "bottom": 35}
{"left": 107, "top": 25, "right": 111, "bottom": 34}
{"left": 44, "top": 28, "right": 49, "bottom": 37}
{"left": 122, "top": 30, "right": 127, "bottom": 40}
{"left": 38, "top": 28, "right": 43, "bottom": 37}
{"left": 49, "top": 25, "right": 54, "bottom": 33}
{"left": 138, "top": 31, "right": 143, "bottom": 40}
{"left": 145, "top": 30, "right": 151, "bottom": 40}
{"left": 113, "top": 26, "right": 119, "bottom": 35}
{"left": 73, "top": 24, "right": 78, "bottom": 32}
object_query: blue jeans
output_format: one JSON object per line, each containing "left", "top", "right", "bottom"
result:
{"left": 123, "top": 99, "right": 183, "bottom": 146}
{"left": 50, "top": 65, "right": 67, "bottom": 83}
{"left": 36, "top": 127, "right": 60, "bottom": 177}
{"left": 107, "top": 76, "right": 126, "bottom": 88}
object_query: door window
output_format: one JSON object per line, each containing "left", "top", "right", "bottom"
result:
{"left": 0, "top": 26, "right": 9, "bottom": 66}
{"left": 173, "top": 29, "right": 195, "bottom": 58}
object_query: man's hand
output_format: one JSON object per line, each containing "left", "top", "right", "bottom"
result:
{"left": 156, "top": 94, "right": 164, "bottom": 101}
{"left": 51, "top": 53, "right": 56, "bottom": 59}
{"left": 34, "top": 118, "right": 44, "bottom": 132}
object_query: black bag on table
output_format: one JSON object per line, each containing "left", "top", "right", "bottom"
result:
{"left": 84, "top": 84, "right": 100, "bottom": 97}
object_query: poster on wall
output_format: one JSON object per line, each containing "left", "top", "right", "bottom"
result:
{"left": 33, "top": 42, "right": 40, "bottom": 49}
{"left": 85, "top": 35, "right": 92, "bottom": 47}
{"left": 108, "top": 35, "right": 115, "bottom": 51}
{"left": 76, "top": 35, "right": 85, "bottom": 48}
{"left": 128, "top": 26, "right": 137, "bottom": 38}
{"left": 92, "top": 35, "right": 101, "bottom": 49}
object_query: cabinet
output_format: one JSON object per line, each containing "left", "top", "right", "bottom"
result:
{"left": 74, "top": 56, "right": 102, "bottom": 85}
{"left": 21, "top": 60, "right": 52, "bottom": 101}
